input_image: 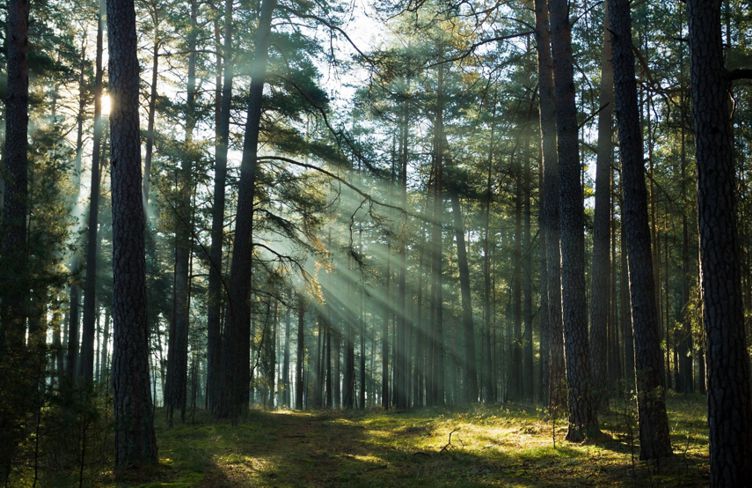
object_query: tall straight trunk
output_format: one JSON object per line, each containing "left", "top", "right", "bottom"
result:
{"left": 394, "top": 98, "right": 410, "bottom": 409}
{"left": 66, "top": 279, "right": 81, "bottom": 380}
{"left": 609, "top": 0, "right": 672, "bottom": 459}
{"left": 343, "top": 318, "right": 355, "bottom": 408}
{"left": 220, "top": 0, "right": 276, "bottom": 419}
{"left": 428, "top": 63, "right": 446, "bottom": 407}
{"left": 295, "top": 295, "right": 305, "bottom": 409}
{"left": 548, "top": 0, "right": 599, "bottom": 440}
{"left": 481, "top": 100, "right": 497, "bottom": 403}
{"left": 590, "top": 0, "right": 614, "bottom": 409}
{"left": 522, "top": 132, "right": 534, "bottom": 402}
{"left": 511, "top": 174, "right": 523, "bottom": 401}
{"left": 207, "top": 0, "right": 234, "bottom": 414}
{"left": 676, "top": 41, "right": 694, "bottom": 394}
{"left": 99, "top": 309, "right": 111, "bottom": 384}
{"left": 106, "top": 0, "right": 158, "bottom": 470}
{"left": 283, "top": 300, "right": 291, "bottom": 407}
{"left": 687, "top": 0, "right": 752, "bottom": 483}
{"left": 451, "top": 191, "right": 477, "bottom": 404}
{"left": 0, "top": 2, "right": 30, "bottom": 477}
{"left": 620, "top": 216, "right": 635, "bottom": 390}
{"left": 333, "top": 328, "right": 341, "bottom": 408}
{"left": 382, "top": 245, "right": 391, "bottom": 409}
{"left": 534, "top": 0, "right": 565, "bottom": 411}
{"left": 80, "top": 10, "right": 105, "bottom": 387}
{"left": 0, "top": 0, "right": 30, "bottom": 354}
{"left": 166, "top": 0, "right": 198, "bottom": 424}
{"left": 538, "top": 160, "right": 549, "bottom": 404}
{"left": 359, "top": 251, "right": 366, "bottom": 409}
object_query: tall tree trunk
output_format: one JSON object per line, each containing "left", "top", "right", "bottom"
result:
{"left": 548, "top": 0, "right": 599, "bottom": 440}
{"left": 450, "top": 190, "right": 477, "bottom": 404}
{"left": 687, "top": 0, "right": 752, "bottom": 483}
{"left": 590, "top": 0, "right": 614, "bottom": 410}
{"left": 283, "top": 298, "right": 291, "bottom": 407}
{"left": 207, "top": 0, "right": 234, "bottom": 415}
{"left": 106, "top": 0, "right": 158, "bottom": 471}
{"left": 428, "top": 63, "right": 446, "bottom": 407}
{"left": 522, "top": 131, "right": 534, "bottom": 403}
{"left": 220, "top": 0, "right": 277, "bottom": 419}
{"left": 609, "top": 0, "right": 672, "bottom": 460}
{"left": 79, "top": 10, "right": 105, "bottom": 387}
{"left": 394, "top": 98, "right": 410, "bottom": 409}
{"left": 534, "top": 0, "right": 565, "bottom": 411}
{"left": 0, "top": 1, "right": 30, "bottom": 478}
{"left": 382, "top": 245, "right": 391, "bottom": 409}
{"left": 295, "top": 295, "right": 305, "bottom": 409}
{"left": 166, "top": 0, "right": 198, "bottom": 424}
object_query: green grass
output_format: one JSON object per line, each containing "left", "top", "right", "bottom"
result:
{"left": 89, "top": 394, "right": 709, "bottom": 487}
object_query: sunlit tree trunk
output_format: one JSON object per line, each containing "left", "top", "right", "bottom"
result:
{"left": 534, "top": 0, "right": 565, "bottom": 411}
{"left": 548, "top": 0, "right": 599, "bottom": 440}
{"left": 609, "top": 0, "right": 672, "bottom": 459}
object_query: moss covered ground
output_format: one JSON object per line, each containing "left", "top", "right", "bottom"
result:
{"left": 94, "top": 394, "right": 708, "bottom": 487}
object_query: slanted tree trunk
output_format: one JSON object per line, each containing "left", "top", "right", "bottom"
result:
{"left": 220, "top": 0, "right": 277, "bottom": 419}
{"left": 609, "top": 0, "right": 672, "bottom": 460}
{"left": 590, "top": 0, "right": 614, "bottom": 410}
{"left": 687, "top": 0, "right": 752, "bottom": 483}
{"left": 547, "top": 0, "right": 599, "bottom": 440}
{"left": 106, "top": 0, "right": 158, "bottom": 471}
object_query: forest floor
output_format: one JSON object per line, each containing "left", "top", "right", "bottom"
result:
{"left": 98, "top": 393, "right": 708, "bottom": 487}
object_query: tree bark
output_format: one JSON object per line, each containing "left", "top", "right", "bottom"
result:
{"left": 609, "top": 0, "right": 672, "bottom": 460}
{"left": 547, "top": 0, "right": 599, "bottom": 440}
{"left": 534, "top": 0, "right": 565, "bottom": 412}
{"left": 0, "top": 0, "right": 30, "bottom": 479}
{"left": 451, "top": 190, "right": 477, "bottom": 404}
{"left": 687, "top": 0, "right": 752, "bottom": 483}
{"left": 220, "top": 0, "right": 277, "bottom": 419}
{"left": 295, "top": 295, "right": 305, "bottom": 409}
{"left": 207, "top": 0, "right": 234, "bottom": 415}
{"left": 590, "top": 0, "right": 614, "bottom": 409}
{"left": 106, "top": 0, "right": 158, "bottom": 470}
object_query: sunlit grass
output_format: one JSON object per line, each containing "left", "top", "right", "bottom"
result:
{"left": 91, "top": 395, "right": 709, "bottom": 487}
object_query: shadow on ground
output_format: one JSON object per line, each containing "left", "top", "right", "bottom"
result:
{"left": 117, "top": 396, "right": 709, "bottom": 487}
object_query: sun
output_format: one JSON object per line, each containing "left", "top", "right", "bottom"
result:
{"left": 101, "top": 93, "right": 112, "bottom": 116}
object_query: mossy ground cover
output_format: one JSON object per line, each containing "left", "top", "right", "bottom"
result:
{"left": 92, "top": 394, "right": 708, "bottom": 487}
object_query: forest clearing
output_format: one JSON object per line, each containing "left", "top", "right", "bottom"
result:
{"left": 1, "top": 0, "right": 750, "bottom": 485}
{"left": 19, "top": 396, "right": 708, "bottom": 487}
